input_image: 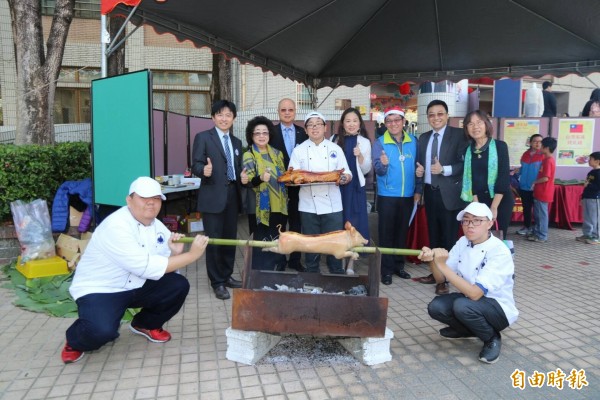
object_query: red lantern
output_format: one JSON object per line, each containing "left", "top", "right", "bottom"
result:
{"left": 399, "top": 83, "right": 411, "bottom": 95}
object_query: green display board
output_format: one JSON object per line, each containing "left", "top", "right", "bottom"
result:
{"left": 91, "top": 70, "right": 153, "bottom": 206}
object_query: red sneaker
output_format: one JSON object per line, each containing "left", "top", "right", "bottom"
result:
{"left": 61, "top": 342, "right": 85, "bottom": 364}
{"left": 129, "top": 325, "right": 171, "bottom": 343}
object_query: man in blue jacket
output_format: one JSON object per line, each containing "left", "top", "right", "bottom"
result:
{"left": 372, "top": 107, "right": 421, "bottom": 285}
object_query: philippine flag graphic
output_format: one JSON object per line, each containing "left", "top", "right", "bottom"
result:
{"left": 506, "top": 121, "right": 515, "bottom": 128}
{"left": 569, "top": 124, "right": 583, "bottom": 133}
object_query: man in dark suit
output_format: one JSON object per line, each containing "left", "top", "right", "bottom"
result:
{"left": 191, "top": 100, "right": 243, "bottom": 300}
{"left": 270, "top": 98, "right": 309, "bottom": 271}
{"left": 415, "top": 100, "right": 469, "bottom": 294}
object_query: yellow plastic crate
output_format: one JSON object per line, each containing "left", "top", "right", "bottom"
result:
{"left": 16, "top": 256, "right": 70, "bottom": 279}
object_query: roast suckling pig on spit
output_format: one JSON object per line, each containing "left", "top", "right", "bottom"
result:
{"left": 277, "top": 167, "right": 345, "bottom": 185}
{"left": 263, "top": 221, "right": 368, "bottom": 261}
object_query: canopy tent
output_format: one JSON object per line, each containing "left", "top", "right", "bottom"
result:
{"left": 101, "top": 0, "right": 600, "bottom": 88}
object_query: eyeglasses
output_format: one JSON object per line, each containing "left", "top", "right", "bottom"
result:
{"left": 466, "top": 120, "right": 485, "bottom": 128}
{"left": 460, "top": 219, "right": 487, "bottom": 226}
{"left": 427, "top": 112, "right": 447, "bottom": 119}
{"left": 385, "top": 118, "right": 404, "bottom": 125}
{"left": 253, "top": 131, "right": 269, "bottom": 136}
{"left": 306, "top": 123, "right": 325, "bottom": 129}
{"left": 279, "top": 108, "right": 295, "bottom": 113}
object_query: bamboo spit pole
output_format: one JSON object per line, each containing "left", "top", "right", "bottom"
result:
{"left": 174, "top": 237, "right": 422, "bottom": 257}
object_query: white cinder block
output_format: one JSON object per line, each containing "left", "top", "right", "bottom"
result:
{"left": 338, "top": 328, "right": 394, "bottom": 366}
{"left": 225, "top": 327, "right": 281, "bottom": 365}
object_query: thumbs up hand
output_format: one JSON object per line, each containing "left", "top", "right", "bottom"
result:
{"left": 380, "top": 150, "right": 389, "bottom": 166}
{"left": 353, "top": 145, "right": 361, "bottom": 157}
{"left": 261, "top": 167, "right": 271, "bottom": 183}
{"left": 204, "top": 157, "right": 213, "bottom": 177}
{"left": 416, "top": 161, "right": 424, "bottom": 177}
{"left": 431, "top": 157, "right": 442, "bottom": 175}
{"left": 241, "top": 168, "right": 249, "bottom": 184}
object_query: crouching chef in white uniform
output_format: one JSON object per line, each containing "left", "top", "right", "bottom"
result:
{"left": 62, "top": 177, "right": 209, "bottom": 364}
{"left": 288, "top": 111, "right": 352, "bottom": 274}
{"left": 418, "top": 202, "right": 518, "bottom": 364}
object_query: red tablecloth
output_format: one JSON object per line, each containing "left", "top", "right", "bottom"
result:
{"left": 407, "top": 184, "right": 584, "bottom": 261}
{"left": 511, "top": 184, "right": 583, "bottom": 230}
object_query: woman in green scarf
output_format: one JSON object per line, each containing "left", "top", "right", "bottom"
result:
{"left": 241, "top": 116, "right": 288, "bottom": 270}
{"left": 460, "top": 110, "right": 514, "bottom": 239}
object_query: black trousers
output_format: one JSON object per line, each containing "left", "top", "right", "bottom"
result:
{"left": 428, "top": 293, "right": 509, "bottom": 342}
{"left": 424, "top": 185, "right": 460, "bottom": 251}
{"left": 252, "top": 212, "right": 287, "bottom": 271}
{"left": 66, "top": 273, "right": 189, "bottom": 351}
{"left": 519, "top": 189, "right": 534, "bottom": 229}
{"left": 202, "top": 184, "right": 238, "bottom": 288}
{"left": 377, "top": 196, "right": 413, "bottom": 276}
{"left": 477, "top": 191, "right": 515, "bottom": 240}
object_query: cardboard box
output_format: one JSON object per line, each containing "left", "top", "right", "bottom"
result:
{"left": 16, "top": 256, "right": 69, "bottom": 279}
{"left": 69, "top": 206, "right": 83, "bottom": 227}
{"left": 56, "top": 233, "right": 92, "bottom": 271}
{"left": 183, "top": 212, "right": 204, "bottom": 233}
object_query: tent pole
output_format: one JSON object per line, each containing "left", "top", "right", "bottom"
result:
{"left": 101, "top": 14, "right": 107, "bottom": 77}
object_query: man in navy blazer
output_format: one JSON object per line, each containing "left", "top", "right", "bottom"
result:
{"left": 416, "top": 100, "right": 469, "bottom": 294}
{"left": 270, "top": 98, "right": 309, "bottom": 271}
{"left": 191, "top": 100, "right": 243, "bottom": 300}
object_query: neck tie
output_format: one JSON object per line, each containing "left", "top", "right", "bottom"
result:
{"left": 284, "top": 127, "right": 293, "bottom": 156}
{"left": 431, "top": 132, "right": 439, "bottom": 186}
{"left": 223, "top": 135, "right": 235, "bottom": 181}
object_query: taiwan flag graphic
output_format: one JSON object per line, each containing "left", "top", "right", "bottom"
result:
{"left": 569, "top": 123, "right": 584, "bottom": 133}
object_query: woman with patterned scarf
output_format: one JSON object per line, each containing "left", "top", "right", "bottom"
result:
{"left": 460, "top": 110, "right": 514, "bottom": 239}
{"left": 241, "top": 116, "right": 288, "bottom": 270}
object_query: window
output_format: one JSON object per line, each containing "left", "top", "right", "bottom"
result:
{"left": 153, "top": 92, "right": 211, "bottom": 116}
{"left": 53, "top": 67, "right": 99, "bottom": 123}
{"left": 42, "top": 0, "right": 100, "bottom": 19}
{"left": 153, "top": 71, "right": 212, "bottom": 87}
{"left": 335, "top": 99, "right": 351, "bottom": 110}
{"left": 296, "top": 83, "right": 314, "bottom": 109}
{"left": 54, "top": 89, "right": 90, "bottom": 123}
{"left": 152, "top": 71, "right": 211, "bottom": 116}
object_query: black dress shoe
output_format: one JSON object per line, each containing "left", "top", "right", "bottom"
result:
{"left": 395, "top": 270, "right": 411, "bottom": 279}
{"left": 225, "top": 277, "right": 242, "bottom": 288}
{"left": 381, "top": 275, "right": 392, "bottom": 285}
{"left": 214, "top": 285, "right": 230, "bottom": 300}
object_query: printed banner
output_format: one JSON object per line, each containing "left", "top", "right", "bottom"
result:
{"left": 503, "top": 119, "right": 541, "bottom": 166}
{"left": 556, "top": 119, "right": 595, "bottom": 166}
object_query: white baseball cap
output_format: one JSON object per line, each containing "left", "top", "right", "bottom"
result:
{"left": 456, "top": 202, "right": 493, "bottom": 221}
{"left": 129, "top": 177, "right": 166, "bottom": 200}
{"left": 304, "top": 111, "right": 326, "bottom": 124}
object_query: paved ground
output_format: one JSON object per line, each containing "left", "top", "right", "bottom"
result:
{"left": 0, "top": 213, "right": 598, "bottom": 400}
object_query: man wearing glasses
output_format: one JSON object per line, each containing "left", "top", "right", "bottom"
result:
{"left": 416, "top": 100, "right": 469, "bottom": 294}
{"left": 418, "top": 202, "right": 518, "bottom": 364}
{"left": 372, "top": 107, "right": 420, "bottom": 285}
{"left": 288, "top": 111, "right": 352, "bottom": 274}
{"left": 270, "top": 99, "right": 309, "bottom": 271}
